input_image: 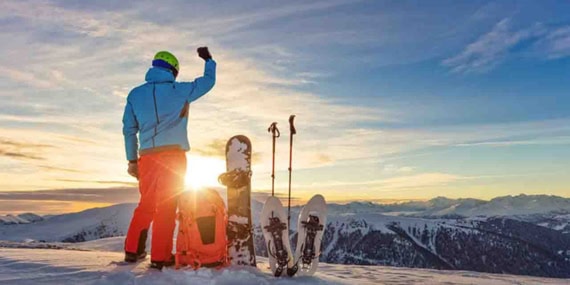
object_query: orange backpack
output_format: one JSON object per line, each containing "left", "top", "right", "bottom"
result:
{"left": 175, "top": 189, "right": 228, "bottom": 269}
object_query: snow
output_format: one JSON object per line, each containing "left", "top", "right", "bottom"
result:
{"left": 382, "top": 211, "right": 420, "bottom": 216}
{"left": 0, "top": 245, "right": 568, "bottom": 284}
{"left": 447, "top": 195, "right": 570, "bottom": 217}
{"left": 226, "top": 137, "right": 249, "bottom": 171}
{"left": 327, "top": 195, "right": 570, "bottom": 219}
{"left": 0, "top": 203, "right": 135, "bottom": 242}
{"left": 229, "top": 215, "right": 249, "bottom": 224}
{"left": 0, "top": 213, "right": 43, "bottom": 225}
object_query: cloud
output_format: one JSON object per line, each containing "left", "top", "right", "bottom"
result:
{"left": 537, "top": 26, "right": 570, "bottom": 59}
{"left": 0, "top": 66, "right": 57, "bottom": 89}
{"left": 375, "top": 173, "right": 463, "bottom": 190}
{"left": 443, "top": 18, "right": 545, "bottom": 73}
{"left": 0, "top": 138, "right": 55, "bottom": 161}
{"left": 383, "top": 164, "right": 415, "bottom": 174}
{"left": 193, "top": 139, "right": 227, "bottom": 158}
{"left": 455, "top": 136, "right": 570, "bottom": 147}
{"left": 443, "top": 17, "right": 570, "bottom": 73}
{"left": 37, "top": 165, "right": 84, "bottom": 173}
{"left": 293, "top": 172, "right": 463, "bottom": 195}
{"left": 53, "top": 179, "right": 138, "bottom": 187}
{"left": 0, "top": 200, "right": 113, "bottom": 215}
{"left": 0, "top": 186, "right": 305, "bottom": 214}
{"left": 0, "top": 151, "right": 43, "bottom": 160}
{"left": 0, "top": 187, "right": 140, "bottom": 204}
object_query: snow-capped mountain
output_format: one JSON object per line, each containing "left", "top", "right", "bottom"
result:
{"left": 0, "top": 203, "right": 135, "bottom": 242}
{"left": 306, "top": 214, "right": 570, "bottom": 278}
{"left": 511, "top": 211, "right": 570, "bottom": 235}
{"left": 415, "top": 194, "right": 570, "bottom": 217}
{"left": 325, "top": 194, "right": 570, "bottom": 219}
{"left": 1, "top": 194, "right": 570, "bottom": 278}
{"left": 0, "top": 213, "right": 43, "bottom": 225}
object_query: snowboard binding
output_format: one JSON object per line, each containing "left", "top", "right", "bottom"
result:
{"left": 227, "top": 221, "right": 252, "bottom": 240}
{"left": 218, "top": 169, "right": 251, "bottom": 188}
{"left": 264, "top": 216, "right": 290, "bottom": 276}
{"left": 300, "top": 215, "right": 324, "bottom": 267}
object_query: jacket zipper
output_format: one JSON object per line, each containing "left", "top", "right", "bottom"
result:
{"left": 152, "top": 83, "right": 160, "bottom": 148}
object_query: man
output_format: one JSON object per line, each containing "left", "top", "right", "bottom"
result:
{"left": 122, "top": 47, "right": 216, "bottom": 269}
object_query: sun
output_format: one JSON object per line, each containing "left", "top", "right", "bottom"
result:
{"left": 184, "top": 154, "right": 226, "bottom": 191}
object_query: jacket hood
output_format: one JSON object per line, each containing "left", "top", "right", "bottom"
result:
{"left": 145, "top": 67, "right": 175, "bottom": 83}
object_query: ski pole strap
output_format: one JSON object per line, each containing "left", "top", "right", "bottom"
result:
{"left": 268, "top": 122, "right": 280, "bottom": 138}
{"left": 289, "top": 115, "right": 296, "bottom": 135}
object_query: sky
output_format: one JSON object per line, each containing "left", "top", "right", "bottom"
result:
{"left": 0, "top": 0, "right": 569, "bottom": 213}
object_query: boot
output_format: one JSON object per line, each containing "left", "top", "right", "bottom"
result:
{"left": 124, "top": 251, "right": 147, "bottom": 263}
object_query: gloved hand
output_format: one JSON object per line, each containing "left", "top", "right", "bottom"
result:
{"left": 127, "top": 161, "right": 139, "bottom": 179}
{"left": 197, "top": 47, "right": 212, "bottom": 61}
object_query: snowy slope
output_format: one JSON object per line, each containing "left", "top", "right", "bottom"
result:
{"left": 0, "top": 213, "right": 43, "bottom": 225}
{"left": 316, "top": 212, "right": 570, "bottom": 277}
{"left": 0, "top": 244, "right": 568, "bottom": 285}
{"left": 0, "top": 203, "right": 135, "bottom": 242}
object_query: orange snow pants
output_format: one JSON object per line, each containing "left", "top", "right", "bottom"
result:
{"left": 124, "top": 149, "right": 186, "bottom": 262}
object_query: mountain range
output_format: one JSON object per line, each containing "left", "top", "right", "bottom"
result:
{"left": 1, "top": 194, "right": 569, "bottom": 278}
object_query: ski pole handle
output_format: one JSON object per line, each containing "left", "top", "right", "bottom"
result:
{"left": 289, "top": 115, "right": 296, "bottom": 135}
{"left": 268, "top": 122, "right": 280, "bottom": 138}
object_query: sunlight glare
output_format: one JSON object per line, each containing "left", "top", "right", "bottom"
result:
{"left": 184, "top": 154, "right": 226, "bottom": 191}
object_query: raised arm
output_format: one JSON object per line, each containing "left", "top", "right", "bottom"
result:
{"left": 187, "top": 58, "right": 216, "bottom": 103}
{"left": 178, "top": 47, "right": 216, "bottom": 103}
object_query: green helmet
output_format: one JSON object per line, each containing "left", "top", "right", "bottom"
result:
{"left": 152, "top": 51, "right": 179, "bottom": 77}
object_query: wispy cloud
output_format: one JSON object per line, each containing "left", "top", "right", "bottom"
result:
{"left": 193, "top": 139, "right": 227, "bottom": 158}
{"left": 455, "top": 136, "right": 570, "bottom": 147}
{"left": 0, "top": 187, "right": 304, "bottom": 214}
{"left": 0, "top": 187, "right": 139, "bottom": 203}
{"left": 374, "top": 173, "right": 463, "bottom": 190}
{"left": 0, "top": 138, "right": 54, "bottom": 161}
{"left": 383, "top": 164, "right": 415, "bottom": 174}
{"left": 297, "top": 172, "right": 463, "bottom": 192}
{"left": 443, "top": 17, "right": 570, "bottom": 73}
{"left": 537, "top": 26, "right": 570, "bottom": 59}
{"left": 443, "top": 18, "right": 545, "bottom": 73}
{"left": 0, "top": 151, "right": 43, "bottom": 161}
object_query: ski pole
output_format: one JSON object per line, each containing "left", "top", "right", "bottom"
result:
{"left": 268, "top": 122, "right": 280, "bottom": 197}
{"left": 287, "top": 115, "right": 296, "bottom": 229}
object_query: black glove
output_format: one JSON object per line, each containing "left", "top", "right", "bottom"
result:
{"left": 197, "top": 47, "right": 212, "bottom": 61}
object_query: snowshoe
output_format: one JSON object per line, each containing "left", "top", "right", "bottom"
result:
{"left": 294, "top": 194, "right": 327, "bottom": 276}
{"left": 261, "top": 196, "right": 295, "bottom": 277}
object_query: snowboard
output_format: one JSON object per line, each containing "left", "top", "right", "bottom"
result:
{"left": 218, "top": 135, "right": 256, "bottom": 267}
{"left": 260, "top": 196, "right": 296, "bottom": 277}
{"left": 294, "top": 194, "right": 327, "bottom": 276}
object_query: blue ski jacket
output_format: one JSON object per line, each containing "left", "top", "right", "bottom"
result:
{"left": 122, "top": 59, "right": 216, "bottom": 161}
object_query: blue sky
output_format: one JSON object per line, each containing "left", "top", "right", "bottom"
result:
{"left": 0, "top": 0, "right": 569, "bottom": 212}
